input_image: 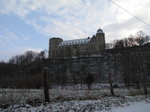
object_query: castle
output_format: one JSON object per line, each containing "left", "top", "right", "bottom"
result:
{"left": 49, "top": 28, "right": 105, "bottom": 59}
{"left": 47, "top": 28, "right": 150, "bottom": 85}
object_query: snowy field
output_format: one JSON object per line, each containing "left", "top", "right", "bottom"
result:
{"left": 0, "top": 88, "right": 149, "bottom": 104}
{"left": 0, "top": 86, "right": 150, "bottom": 112}
{"left": 1, "top": 95, "right": 150, "bottom": 112}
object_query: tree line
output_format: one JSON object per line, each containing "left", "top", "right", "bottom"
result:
{"left": 0, "top": 50, "right": 46, "bottom": 88}
{"left": 113, "top": 31, "right": 150, "bottom": 48}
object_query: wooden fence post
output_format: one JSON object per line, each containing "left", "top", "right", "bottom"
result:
{"left": 43, "top": 67, "right": 50, "bottom": 102}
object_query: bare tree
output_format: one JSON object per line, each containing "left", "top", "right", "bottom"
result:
{"left": 113, "top": 31, "right": 150, "bottom": 48}
{"left": 114, "top": 39, "right": 124, "bottom": 48}
{"left": 85, "top": 73, "right": 94, "bottom": 90}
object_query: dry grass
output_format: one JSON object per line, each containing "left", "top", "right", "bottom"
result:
{"left": 0, "top": 87, "right": 150, "bottom": 108}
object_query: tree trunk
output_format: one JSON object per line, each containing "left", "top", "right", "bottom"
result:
{"left": 143, "top": 82, "right": 148, "bottom": 95}
{"left": 142, "top": 74, "right": 148, "bottom": 95}
{"left": 140, "top": 52, "right": 148, "bottom": 95}
{"left": 108, "top": 73, "right": 115, "bottom": 96}
{"left": 43, "top": 67, "right": 50, "bottom": 102}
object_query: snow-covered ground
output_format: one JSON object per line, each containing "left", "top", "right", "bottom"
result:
{"left": 0, "top": 87, "right": 150, "bottom": 112}
{"left": 111, "top": 102, "right": 150, "bottom": 112}
{"left": 0, "top": 95, "right": 150, "bottom": 112}
{"left": 0, "top": 87, "right": 149, "bottom": 104}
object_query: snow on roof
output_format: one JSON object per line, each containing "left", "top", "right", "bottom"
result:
{"left": 59, "top": 38, "right": 91, "bottom": 46}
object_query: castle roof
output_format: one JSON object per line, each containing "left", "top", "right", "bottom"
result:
{"left": 59, "top": 38, "right": 91, "bottom": 46}
{"left": 97, "top": 28, "right": 103, "bottom": 34}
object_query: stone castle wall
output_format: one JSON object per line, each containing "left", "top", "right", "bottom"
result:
{"left": 47, "top": 28, "right": 150, "bottom": 84}
{"left": 45, "top": 43, "right": 150, "bottom": 84}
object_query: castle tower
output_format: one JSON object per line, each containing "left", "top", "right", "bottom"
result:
{"left": 96, "top": 28, "right": 105, "bottom": 37}
{"left": 90, "top": 28, "right": 105, "bottom": 54}
{"left": 96, "top": 28, "right": 105, "bottom": 53}
{"left": 49, "top": 37, "right": 63, "bottom": 59}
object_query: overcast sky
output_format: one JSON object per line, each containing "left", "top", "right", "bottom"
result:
{"left": 0, "top": 0, "right": 150, "bottom": 61}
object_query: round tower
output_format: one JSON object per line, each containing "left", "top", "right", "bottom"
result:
{"left": 96, "top": 28, "right": 105, "bottom": 37}
{"left": 49, "top": 37, "right": 63, "bottom": 59}
{"left": 90, "top": 28, "right": 105, "bottom": 54}
{"left": 97, "top": 28, "right": 105, "bottom": 53}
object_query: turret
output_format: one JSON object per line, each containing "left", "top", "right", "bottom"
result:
{"left": 90, "top": 28, "right": 106, "bottom": 54}
{"left": 91, "top": 28, "right": 105, "bottom": 42}
{"left": 96, "top": 28, "right": 105, "bottom": 37}
{"left": 49, "top": 37, "right": 63, "bottom": 59}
